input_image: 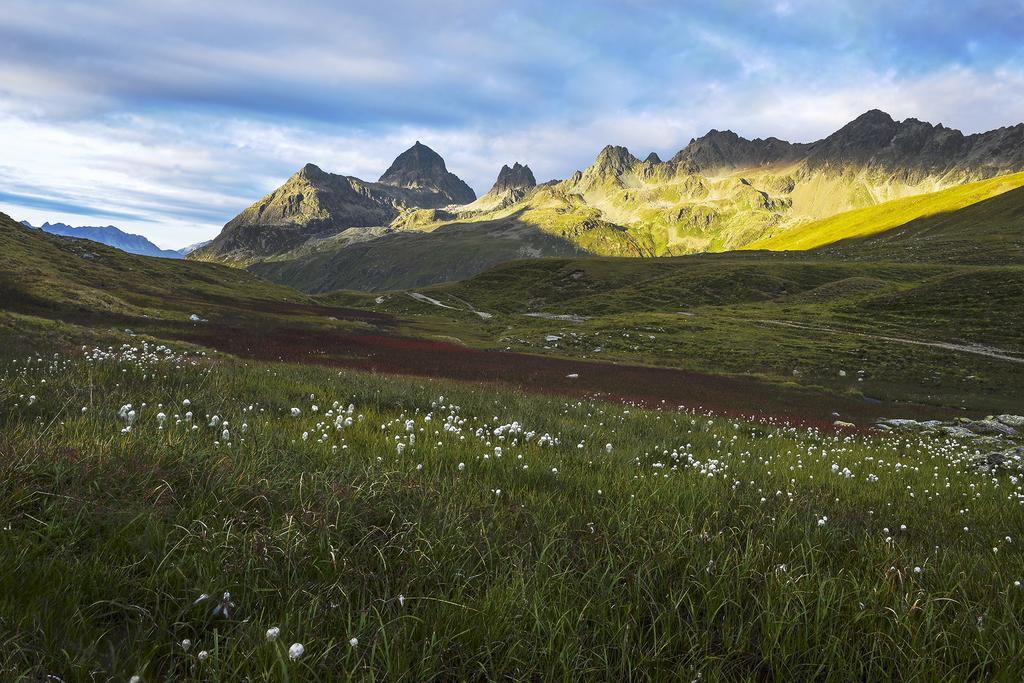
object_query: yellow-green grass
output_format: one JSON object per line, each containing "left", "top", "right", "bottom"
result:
{"left": 746, "top": 171, "right": 1024, "bottom": 251}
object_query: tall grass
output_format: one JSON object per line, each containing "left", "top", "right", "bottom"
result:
{"left": 0, "top": 342, "right": 1021, "bottom": 680}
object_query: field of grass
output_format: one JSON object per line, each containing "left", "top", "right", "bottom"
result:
{"left": 1, "top": 319, "right": 1022, "bottom": 680}
{"left": 4, "top": 184, "right": 1024, "bottom": 680}
{"left": 337, "top": 252, "right": 1024, "bottom": 413}
{"left": 746, "top": 171, "right": 1024, "bottom": 252}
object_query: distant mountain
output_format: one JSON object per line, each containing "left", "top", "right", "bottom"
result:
{"left": 20, "top": 220, "right": 182, "bottom": 258}
{"left": 190, "top": 142, "right": 477, "bottom": 264}
{"left": 177, "top": 239, "right": 212, "bottom": 256}
{"left": 197, "top": 110, "right": 1024, "bottom": 291}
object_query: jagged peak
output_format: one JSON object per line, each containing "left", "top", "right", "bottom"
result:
{"left": 377, "top": 142, "right": 476, "bottom": 203}
{"left": 294, "top": 163, "right": 328, "bottom": 181}
{"left": 489, "top": 162, "right": 536, "bottom": 194}
{"left": 380, "top": 141, "right": 448, "bottom": 181}
{"left": 850, "top": 109, "right": 896, "bottom": 126}
{"left": 644, "top": 152, "right": 663, "bottom": 164}
{"left": 589, "top": 145, "right": 639, "bottom": 177}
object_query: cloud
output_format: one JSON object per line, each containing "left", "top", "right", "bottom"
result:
{"left": 0, "top": 1, "right": 1022, "bottom": 248}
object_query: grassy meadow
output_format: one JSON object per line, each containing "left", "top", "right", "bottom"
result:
{"left": 1, "top": 324, "right": 1022, "bottom": 681}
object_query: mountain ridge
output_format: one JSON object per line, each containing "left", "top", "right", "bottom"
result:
{"left": 193, "top": 109, "right": 1024, "bottom": 290}
{"left": 20, "top": 220, "right": 183, "bottom": 258}
{"left": 191, "top": 142, "right": 477, "bottom": 264}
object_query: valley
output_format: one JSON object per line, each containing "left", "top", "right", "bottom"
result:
{"left": 3, "top": 109, "right": 1024, "bottom": 680}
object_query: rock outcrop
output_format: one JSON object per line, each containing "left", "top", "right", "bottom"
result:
{"left": 488, "top": 162, "right": 536, "bottom": 194}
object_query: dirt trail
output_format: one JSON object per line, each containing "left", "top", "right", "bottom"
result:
{"left": 754, "top": 319, "right": 1024, "bottom": 364}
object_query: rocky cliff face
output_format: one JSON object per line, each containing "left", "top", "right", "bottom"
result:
{"left": 803, "top": 109, "right": 1024, "bottom": 179}
{"left": 378, "top": 141, "right": 476, "bottom": 204}
{"left": 489, "top": 162, "right": 536, "bottom": 194}
{"left": 671, "top": 130, "right": 806, "bottom": 174}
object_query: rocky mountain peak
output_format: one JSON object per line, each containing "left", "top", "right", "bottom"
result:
{"left": 644, "top": 152, "right": 663, "bottom": 164}
{"left": 819, "top": 109, "right": 900, "bottom": 148}
{"left": 489, "top": 162, "right": 536, "bottom": 194}
{"left": 378, "top": 142, "right": 476, "bottom": 204}
{"left": 591, "top": 145, "right": 639, "bottom": 176}
{"left": 671, "top": 129, "right": 801, "bottom": 173}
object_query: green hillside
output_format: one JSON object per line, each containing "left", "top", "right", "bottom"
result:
{"left": 336, "top": 243, "right": 1024, "bottom": 412}
{"left": 0, "top": 212, "right": 304, "bottom": 320}
{"left": 746, "top": 170, "right": 1024, "bottom": 252}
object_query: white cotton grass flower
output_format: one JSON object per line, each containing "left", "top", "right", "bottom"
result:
{"left": 288, "top": 643, "right": 305, "bottom": 660}
{"left": 457, "top": 462, "right": 465, "bottom": 471}
{"left": 181, "top": 638, "right": 192, "bottom": 651}
{"left": 291, "top": 407, "right": 301, "bottom": 417}
{"left": 349, "top": 637, "right": 359, "bottom": 647}
{"left": 129, "top": 676, "right": 142, "bottom": 683}
{"left": 197, "top": 650, "right": 209, "bottom": 662}
{"left": 266, "top": 626, "right": 280, "bottom": 642}
{"left": 605, "top": 443, "right": 613, "bottom": 453}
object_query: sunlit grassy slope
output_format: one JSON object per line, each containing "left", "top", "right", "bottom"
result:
{"left": 746, "top": 170, "right": 1024, "bottom": 251}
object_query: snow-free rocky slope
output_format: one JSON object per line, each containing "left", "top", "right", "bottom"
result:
{"left": 195, "top": 110, "right": 1024, "bottom": 290}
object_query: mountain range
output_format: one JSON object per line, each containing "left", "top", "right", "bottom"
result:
{"left": 187, "top": 109, "right": 1024, "bottom": 291}
{"left": 19, "top": 221, "right": 190, "bottom": 258}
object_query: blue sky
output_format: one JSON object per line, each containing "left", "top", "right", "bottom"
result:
{"left": 2, "top": 0, "right": 1023, "bottom": 247}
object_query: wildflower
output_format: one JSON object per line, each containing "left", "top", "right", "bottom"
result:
{"left": 181, "top": 638, "right": 192, "bottom": 651}
{"left": 913, "top": 566, "right": 922, "bottom": 574}
{"left": 605, "top": 443, "right": 613, "bottom": 453}
{"left": 398, "top": 594, "right": 405, "bottom": 607}
{"left": 182, "top": 399, "right": 191, "bottom": 406}
{"left": 291, "top": 407, "right": 301, "bottom": 417}
{"left": 458, "top": 462, "right": 465, "bottom": 471}
{"left": 197, "top": 650, "right": 209, "bottom": 662}
{"left": 288, "top": 643, "right": 305, "bottom": 660}
{"left": 129, "top": 676, "right": 142, "bottom": 683}
{"left": 349, "top": 637, "right": 359, "bottom": 647}
{"left": 221, "top": 429, "right": 230, "bottom": 441}
{"left": 266, "top": 627, "right": 280, "bottom": 642}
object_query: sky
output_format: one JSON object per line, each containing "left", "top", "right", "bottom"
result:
{"left": 2, "top": 0, "right": 1023, "bottom": 248}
